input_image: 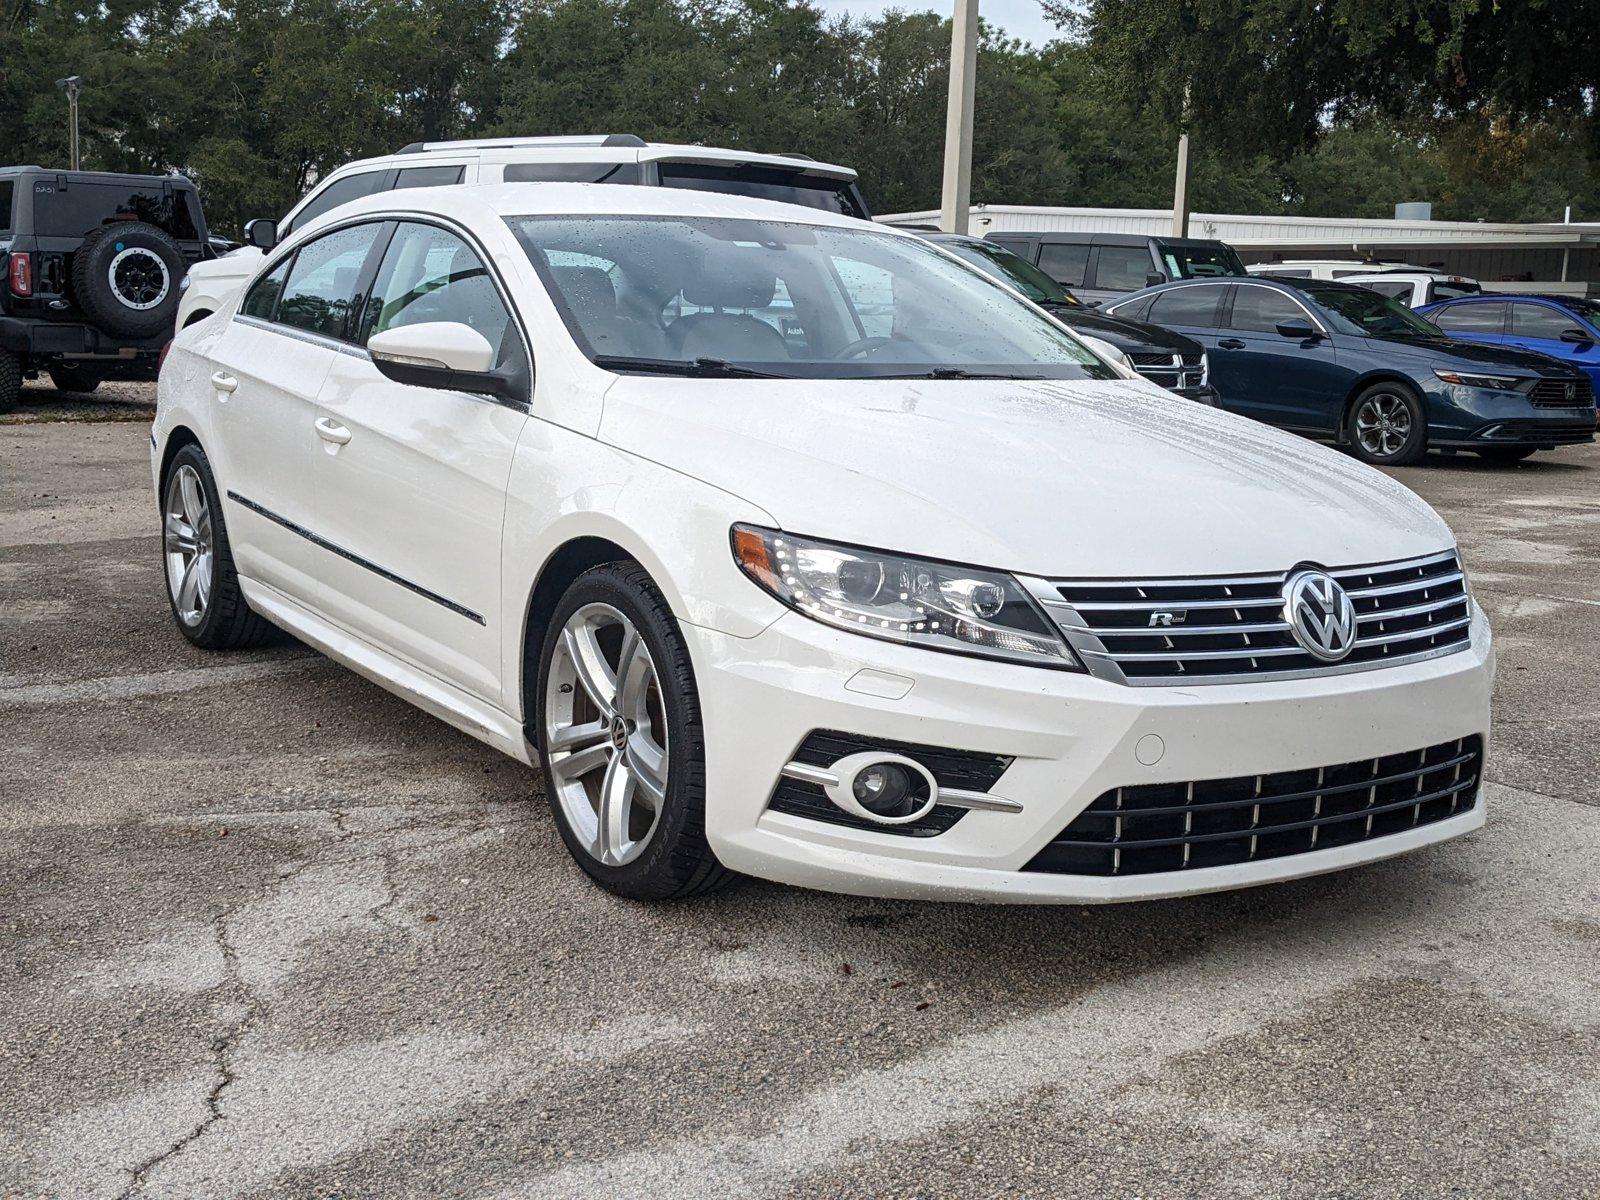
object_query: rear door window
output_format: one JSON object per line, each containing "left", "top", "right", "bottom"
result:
{"left": 1146, "top": 284, "right": 1225, "bottom": 329}
{"left": 1092, "top": 245, "right": 1155, "bottom": 292}
{"left": 394, "top": 164, "right": 466, "bottom": 189}
{"left": 1037, "top": 242, "right": 1090, "bottom": 288}
{"left": 1432, "top": 302, "right": 1506, "bottom": 334}
{"left": 0, "top": 180, "right": 13, "bottom": 236}
{"left": 284, "top": 171, "right": 391, "bottom": 236}
{"left": 275, "top": 222, "right": 385, "bottom": 341}
{"left": 504, "top": 162, "right": 643, "bottom": 184}
{"left": 241, "top": 256, "right": 292, "bottom": 321}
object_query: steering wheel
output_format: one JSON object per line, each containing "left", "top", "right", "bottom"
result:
{"left": 833, "top": 335, "right": 896, "bottom": 361}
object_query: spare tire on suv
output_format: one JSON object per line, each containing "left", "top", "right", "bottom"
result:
{"left": 70, "top": 222, "right": 186, "bottom": 338}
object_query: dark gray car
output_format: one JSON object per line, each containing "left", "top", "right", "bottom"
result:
{"left": 984, "top": 230, "right": 1246, "bottom": 307}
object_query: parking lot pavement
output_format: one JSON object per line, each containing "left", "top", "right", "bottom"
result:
{"left": 2, "top": 409, "right": 1598, "bottom": 1200}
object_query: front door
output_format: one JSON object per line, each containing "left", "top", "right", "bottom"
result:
{"left": 1215, "top": 283, "right": 1344, "bottom": 431}
{"left": 310, "top": 220, "right": 530, "bottom": 704}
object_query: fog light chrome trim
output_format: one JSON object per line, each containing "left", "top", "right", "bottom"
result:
{"left": 779, "top": 759, "right": 1023, "bottom": 815}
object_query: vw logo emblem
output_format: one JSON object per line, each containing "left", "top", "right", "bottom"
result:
{"left": 1283, "top": 569, "right": 1358, "bottom": 662}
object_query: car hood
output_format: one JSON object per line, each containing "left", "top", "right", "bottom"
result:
{"left": 1046, "top": 306, "right": 1202, "bottom": 355}
{"left": 599, "top": 376, "right": 1453, "bottom": 577}
{"left": 1369, "top": 334, "right": 1580, "bottom": 376}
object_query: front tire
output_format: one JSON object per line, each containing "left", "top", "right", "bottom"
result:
{"left": 161, "top": 443, "right": 273, "bottom": 649}
{"left": 1346, "top": 382, "right": 1426, "bottom": 466}
{"left": 535, "top": 561, "right": 730, "bottom": 900}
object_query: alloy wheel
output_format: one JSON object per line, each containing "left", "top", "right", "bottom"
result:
{"left": 1354, "top": 392, "right": 1413, "bottom": 459}
{"left": 109, "top": 247, "right": 171, "bottom": 311}
{"left": 163, "top": 464, "right": 214, "bottom": 627}
{"left": 544, "top": 603, "right": 670, "bottom": 867}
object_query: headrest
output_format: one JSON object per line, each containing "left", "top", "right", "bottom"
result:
{"left": 682, "top": 250, "right": 777, "bottom": 310}
{"left": 552, "top": 265, "right": 617, "bottom": 317}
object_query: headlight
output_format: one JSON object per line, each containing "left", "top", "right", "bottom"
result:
{"left": 732, "top": 525, "right": 1081, "bottom": 669}
{"left": 1434, "top": 369, "right": 1522, "bottom": 391}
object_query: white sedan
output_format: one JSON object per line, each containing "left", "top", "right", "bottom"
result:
{"left": 153, "top": 184, "right": 1493, "bottom": 903}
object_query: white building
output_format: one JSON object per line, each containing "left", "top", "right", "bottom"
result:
{"left": 880, "top": 204, "right": 1600, "bottom": 294}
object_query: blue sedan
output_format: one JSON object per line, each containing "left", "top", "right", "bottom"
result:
{"left": 1418, "top": 293, "right": 1600, "bottom": 395}
{"left": 1108, "top": 276, "right": 1596, "bottom": 464}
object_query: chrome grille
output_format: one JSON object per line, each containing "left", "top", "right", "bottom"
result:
{"left": 1025, "top": 735, "right": 1483, "bottom": 877}
{"left": 1128, "top": 352, "right": 1206, "bottom": 393}
{"left": 1529, "top": 377, "right": 1595, "bottom": 410}
{"left": 1028, "top": 550, "right": 1471, "bottom": 685}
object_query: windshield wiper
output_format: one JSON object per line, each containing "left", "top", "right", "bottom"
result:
{"left": 593, "top": 354, "right": 787, "bottom": 379}
{"left": 887, "top": 367, "right": 1046, "bottom": 380}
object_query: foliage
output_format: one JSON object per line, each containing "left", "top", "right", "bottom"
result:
{"left": 0, "top": 0, "right": 1595, "bottom": 236}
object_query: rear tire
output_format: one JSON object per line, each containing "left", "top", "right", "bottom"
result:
{"left": 1346, "top": 382, "right": 1426, "bottom": 466}
{"left": 49, "top": 365, "right": 101, "bottom": 395}
{"left": 1475, "top": 446, "right": 1537, "bottom": 463}
{"left": 71, "top": 221, "right": 185, "bottom": 338}
{"left": 161, "top": 443, "right": 274, "bottom": 650}
{"left": 535, "top": 561, "right": 732, "bottom": 900}
{"left": 0, "top": 349, "right": 20, "bottom": 415}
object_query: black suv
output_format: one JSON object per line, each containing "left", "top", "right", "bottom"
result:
{"left": 984, "top": 231, "right": 1246, "bottom": 307}
{"left": 0, "top": 166, "right": 210, "bottom": 411}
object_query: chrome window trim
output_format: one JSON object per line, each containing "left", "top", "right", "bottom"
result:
{"left": 1020, "top": 549, "right": 1472, "bottom": 687}
{"left": 233, "top": 313, "right": 369, "bottom": 358}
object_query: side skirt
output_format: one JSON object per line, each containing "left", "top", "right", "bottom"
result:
{"left": 241, "top": 576, "right": 535, "bottom": 766}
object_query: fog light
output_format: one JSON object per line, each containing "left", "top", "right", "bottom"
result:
{"left": 821, "top": 752, "right": 939, "bottom": 825}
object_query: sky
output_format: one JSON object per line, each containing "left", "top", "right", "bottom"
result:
{"left": 811, "top": 0, "right": 1065, "bottom": 47}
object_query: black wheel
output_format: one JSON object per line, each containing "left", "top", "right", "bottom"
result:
{"left": 160, "top": 443, "right": 273, "bottom": 650}
{"left": 535, "top": 561, "right": 731, "bottom": 900}
{"left": 0, "top": 348, "right": 20, "bottom": 415}
{"left": 48, "top": 364, "right": 101, "bottom": 395}
{"left": 1346, "top": 382, "right": 1426, "bottom": 466}
{"left": 1475, "top": 446, "right": 1537, "bottom": 464}
{"left": 71, "top": 222, "right": 185, "bottom": 338}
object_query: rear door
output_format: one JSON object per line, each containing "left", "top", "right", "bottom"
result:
{"left": 310, "top": 219, "right": 530, "bottom": 703}
{"left": 1135, "top": 283, "right": 1229, "bottom": 382}
{"left": 205, "top": 222, "right": 387, "bottom": 600}
{"left": 1212, "top": 283, "right": 1344, "bottom": 429}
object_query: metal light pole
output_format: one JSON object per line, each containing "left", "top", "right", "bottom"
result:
{"left": 939, "top": 0, "right": 979, "bottom": 234}
{"left": 55, "top": 76, "right": 82, "bottom": 170}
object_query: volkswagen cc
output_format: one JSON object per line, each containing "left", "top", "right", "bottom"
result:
{"left": 153, "top": 185, "right": 1493, "bottom": 902}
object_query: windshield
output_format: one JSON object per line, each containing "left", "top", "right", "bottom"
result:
{"left": 1559, "top": 298, "right": 1600, "bottom": 328}
{"left": 509, "top": 215, "right": 1117, "bottom": 381}
{"left": 656, "top": 164, "right": 868, "bottom": 220}
{"left": 1310, "top": 287, "right": 1446, "bottom": 340}
{"left": 936, "top": 238, "right": 1076, "bottom": 306}
{"left": 1159, "top": 242, "right": 1247, "bottom": 279}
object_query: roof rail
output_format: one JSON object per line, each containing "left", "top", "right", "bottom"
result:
{"left": 778, "top": 151, "right": 815, "bottom": 161}
{"left": 396, "top": 134, "right": 648, "bottom": 155}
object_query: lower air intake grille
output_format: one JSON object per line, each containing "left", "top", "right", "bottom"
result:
{"left": 767, "top": 730, "right": 1011, "bottom": 838}
{"left": 1025, "top": 735, "right": 1482, "bottom": 877}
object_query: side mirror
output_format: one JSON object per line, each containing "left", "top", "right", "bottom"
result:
{"left": 1145, "top": 272, "right": 1167, "bottom": 288}
{"left": 1559, "top": 328, "right": 1594, "bottom": 346}
{"left": 244, "top": 218, "right": 277, "bottom": 250}
{"left": 368, "top": 322, "right": 520, "bottom": 401}
{"left": 1276, "top": 317, "right": 1318, "bottom": 340}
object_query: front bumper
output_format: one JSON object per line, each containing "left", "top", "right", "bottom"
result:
{"left": 688, "top": 603, "right": 1493, "bottom": 903}
{"left": 1426, "top": 381, "right": 1596, "bottom": 448}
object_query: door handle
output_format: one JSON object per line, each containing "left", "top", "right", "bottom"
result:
{"left": 314, "top": 417, "right": 352, "bottom": 445}
{"left": 211, "top": 372, "right": 238, "bottom": 393}
{"left": 1217, "top": 339, "right": 1246, "bottom": 350}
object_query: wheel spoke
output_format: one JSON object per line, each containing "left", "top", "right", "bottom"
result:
{"left": 176, "top": 557, "right": 201, "bottom": 614}
{"left": 165, "top": 512, "right": 195, "bottom": 548}
{"left": 625, "top": 732, "right": 667, "bottom": 807}
{"left": 194, "top": 552, "right": 213, "bottom": 608}
{"left": 548, "top": 719, "right": 609, "bottom": 753}
{"left": 563, "top": 621, "right": 618, "bottom": 715}
{"left": 615, "top": 628, "right": 650, "bottom": 714}
{"left": 551, "top": 741, "right": 610, "bottom": 783}
{"left": 179, "top": 469, "right": 204, "bottom": 524}
{"left": 594, "top": 755, "right": 635, "bottom": 865}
